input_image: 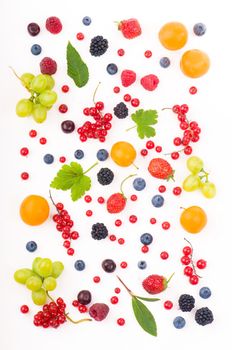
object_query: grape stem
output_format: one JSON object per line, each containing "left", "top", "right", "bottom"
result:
{"left": 199, "top": 169, "right": 209, "bottom": 182}
{"left": 184, "top": 238, "right": 202, "bottom": 278}
{"left": 9, "top": 66, "right": 31, "bottom": 93}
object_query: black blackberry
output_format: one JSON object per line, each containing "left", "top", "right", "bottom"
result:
{"left": 91, "top": 223, "right": 108, "bottom": 240}
{"left": 90, "top": 36, "right": 108, "bottom": 56}
{"left": 178, "top": 294, "right": 195, "bottom": 312}
{"left": 113, "top": 102, "right": 129, "bottom": 119}
{"left": 97, "top": 168, "right": 114, "bottom": 185}
{"left": 195, "top": 307, "right": 214, "bottom": 326}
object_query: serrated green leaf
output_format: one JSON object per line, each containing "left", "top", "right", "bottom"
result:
{"left": 137, "top": 125, "right": 156, "bottom": 139}
{"left": 67, "top": 41, "right": 89, "bottom": 87}
{"left": 130, "top": 109, "right": 158, "bottom": 139}
{"left": 134, "top": 295, "right": 160, "bottom": 302}
{"left": 132, "top": 297, "right": 157, "bottom": 336}
{"left": 71, "top": 175, "right": 91, "bottom": 201}
{"left": 50, "top": 163, "right": 83, "bottom": 190}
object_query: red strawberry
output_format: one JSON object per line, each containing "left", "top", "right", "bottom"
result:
{"left": 107, "top": 193, "right": 126, "bottom": 214}
{"left": 140, "top": 74, "right": 159, "bottom": 91}
{"left": 118, "top": 19, "right": 142, "bottom": 39}
{"left": 142, "top": 273, "right": 174, "bottom": 294}
{"left": 121, "top": 70, "right": 136, "bottom": 87}
{"left": 148, "top": 158, "right": 174, "bottom": 180}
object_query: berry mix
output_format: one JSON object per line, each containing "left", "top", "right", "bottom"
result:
{"left": 13, "top": 16, "right": 215, "bottom": 335}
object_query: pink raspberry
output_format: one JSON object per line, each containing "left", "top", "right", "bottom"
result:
{"left": 40, "top": 57, "right": 57, "bottom": 75}
{"left": 140, "top": 74, "right": 159, "bottom": 91}
{"left": 89, "top": 303, "right": 109, "bottom": 321}
{"left": 45, "top": 16, "right": 62, "bottom": 34}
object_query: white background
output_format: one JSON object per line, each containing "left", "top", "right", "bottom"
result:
{"left": 1, "top": 0, "right": 231, "bottom": 349}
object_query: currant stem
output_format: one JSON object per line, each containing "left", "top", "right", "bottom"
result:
{"left": 92, "top": 82, "right": 101, "bottom": 104}
{"left": 184, "top": 238, "right": 202, "bottom": 278}
{"left": 120, "top": 174, "right": 137, "bottom": 197}
{"left": 132, "top": 163, "right": 139, "bottom": 170}
{"left": 49, "top": 190, "right": 60, "bottom": 214}
{"left": 164, "top": 148, "right": 185, "bottom": 156}
{"left": 126, "top": 125, "right": 137, "bottom": 132}
{"left": 46, "top": 291, "right": 56, "bottom": 303}
{"left": 117, "top": 276, "right": 133, "bottom": 296}
{"left": 83, "top": 162, "right": 98, "bottom": 174}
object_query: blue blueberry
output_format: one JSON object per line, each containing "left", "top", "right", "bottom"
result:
{"left": 133, "top": 177, "right": 146, "bottom": 191}
{"left": 152, "top": 195, "right": 164, "bottom": 208}
{"left": 138, "top": 260, "right": 147, "bottom": 269}
{"left": 106, "top": 63, "right": 118, "bottom": 75}
{"left": 173, "top": 316, "right": 186, "bottom": 329}
{"left": 74, "top": 149, "right": 84, "bottom": 160}
{"left": 97, "top": 149, "right": 109, "bottom": 161}
{"left": 26, "top": 241, "right": 37, "bottom": 252}
{"left": 193, "top": 23, "right": 206, "bottom": 36}
{"left": 31, "top": 44, "right": 42, "bottom": 55}
{"left": 199, "top": 287, "right": 211, "bottom": 299}
{"left": 43, "top": 154, "right": 54, "bottom": 164}
{"left": 140, "top": 233, "right": 153, "bottom": 245}
{"left": 82, "top": 16, "right": 92, "bottom": 26}
{"left": 74, "top": 260, "right": 86, "bottom": 271}
{"left": 160, "top": 57, "right": 170, "bottom": 68}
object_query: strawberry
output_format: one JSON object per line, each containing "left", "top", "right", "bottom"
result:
{"left": 148, "top": 158, "right": 174, "bottom": 180}
{"left": 121, "top": 70, "right": 136, "bottom": 87}
{"left": 142, "top": 273, "right": 174, "bottom": 294}
{"left": 118, "top": 19, "right": 142, "bottom": 39}
{"left": 140, "top": 74, "right": 159, "bottom": 91}
{"left": 107, "top": 193, "right": 126, "bottom": 214}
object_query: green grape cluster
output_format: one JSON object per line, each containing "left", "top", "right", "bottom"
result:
{"left": 15, "top": 73, "right": 57, "bottom": 123}
{"left": 14, "top": 258, "right": 64, "bottom": 305}
{"left": 182, "top": 156, "right": 216, "bottom": 199}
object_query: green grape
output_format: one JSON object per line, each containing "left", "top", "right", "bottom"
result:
{"left": 51, "top": 261, "right": 64, "bottom": 278}
{"left": 38, "top": 90, "right": 57, "bottom": 107}
{"left": 187, "top": 156, "right": 204, "bottom": 174}
{"left": 44, "top": 74, "right": 55, "bottom": 90}
{"left": 26, "top": 275, "right": 43, "bottom": 291}
{"left": 183, "top": 174, "right": 201, "bottom": 192}
{"left": 20, "top": 73, "right": 35, "bottom": 89}
{"left": 32, "top": 104, "right": 47, "bottom": 123}
{"left": 43, "top": 277, "right": 57, "bottom": 291}
{"left": 16, "top": 99, "right": 33, "bottom": 117}
{"left": 14, "top": 268, "right": 35, "bottom": 284}
{"left": 201, "top": 182, "right": 216, "bottom": 199}
{"left": 32, "top": 289, "right": 47, "bottom": 305}
{"left": 32, "top": 257, "right": 42, "bottom": 274}
{"left": 37, "top": 258, "right": 53, "bottom": 277}
{"left": 30, "top": 74, "right": 47, "bottom": 93}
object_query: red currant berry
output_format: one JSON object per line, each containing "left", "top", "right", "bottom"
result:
{"left": 118, "top": 238, "right": 125, "bottom": 245}
{"left": 196, "top": 259, "right": 207, "bottom": 269}
{"left": 78, "top": 305, "right": 87, "bottom": 313}
{"left": 150, "top": 218, "right": 156, "bottom": 224}
{"left": 184, "top": 266, "right": 193, "bottom": 277}
{"left": 59, "top": 104, "right": 68, "bottom": 113}
{"left": 131, "top": 98, "right": 140, "bottom": 107}
{"left": 20, "top": 147, "right": 29, "bottom": 156}
{"left": 158, "top": 185, "right": 166, "bottom": 193}
{"left": 72, "top": 300, "right": 79, "bottom": 307}
{"left": 99, "top": 136, "right": 106, "bottom": 142}
{"left": 155, "top": 146, "right": 162, "bottom": 153}
{"left": 172, "top": 105, "right": 180, "bottom": 113}
{"left": 56, "top": 203, "right": 64, "bottom": 210}
{"left": 117, "top": 318, "right": 125, "bottom": 326}
{"left": 192, "top": 135, "right": 199, "bottom": 143}
{"left": 117, "top": 49, "right": 125, "bottom": 56}
{"left": 184, "top": 146, "right": 192, "bottom": 155}
{"left": 129, "top": 215, "right": 137, "bottom": 223}
{"left": 141, "top": 245, "right": 149, "bottom": 253}
{"left": 181, "top": 256, "right": 191, "bottom": 265}
{"left": 109, "top": 234, "right": 116, "bottom": 241}
{"left": 171, "top": 152, "right": 179, "bottom": 160}
{"left": 189, "top": 86, "right": 197, "bottom": 95}
{"left": 111, "top": 296, "right": 119, "bottom": 304}
{"left": 86, "top": 210, "right": 93, "bottom": 217}
{"left": 63, "top": 240, "right": 71, "bottom": 249}
{"left": 115, "top": 219, "right": 122, "bottom": 227}
{"left": 120, "top": 261, "right": 127, "bottom": 268}
{"left": 178, "top": 114, "right": 186, "bottom": 122}
{"left": 93, "top": 276, "right": 100, "bottom": 283}
{"left": 21, "top": 172, "right": 29, "bottom": 180}
{"left": 180, "top": 121, "right": 189, "bottom": 130}
{"left": 29, "top": 129, "right": 37, "bottom": 137}
{"left": 76, "top": 32, "right": 84, "bottom": 40}
{"left": 62, "top": 85, "right": 69, "bottom": 93}
{"left": 162, "top": 221, "right": 170, "bottom": 230}
{"left": 124, "top": 94, "right": 131, "bottom": 102}
{"left": 114, "top": 288, "right": 121, "bottom": 294}
{"left": 20, "top": 305, "right": 29, "bottom": 313}
{"left": 173, "top": 187, "right": 182, "bottom": 195}
{"left": 141, "top": 149, "right": 148, "bottom": 156}
{"left": 164, "top": 301, "right": 173, "bottom": 310}
{"left": 183, "top": 246, "right": 192, "bottom": 255}
{"left": 39, "top": 137, "right": 47, "bottom": 145}
{"left": 173, "top": 137, "right": 182, "bottom": 146}
{"left": 189, "top": 275, "right": 199, "bottom": 285}
{"left": 144, "top": 50, "right": 152, "bottom": 58}
{"left": 84, "top": 195, "right": 92, "bottom": 203}
{"left": 67, "top": 248, "right": 74, "bottom": 256}
{"left": 160, "top": 251, "right": 169, "bottom": 260}
{"left": 146, "top": 140, "right": 155, "bottom": 149}
{"left": 113, "top": 86, "right": 120, "bottom": 93}
{"left": 97, "top": 196, "right": 105, "bottom": 204}
{"left": 59, "top": 156, "right": 66, "bottom": 163}
{"left": 180, "top": 104, "right": 189, "bottom": 113}
{"left": 95, "top": 101, "right": 104, "bottom": 111}
{"left": 80, "top": 135, "right": 87, "bottom": 142}
{"left": 71, "top": 231, "right": 79, "bottom": 240}
{"left": 130, "top": 194, "right": 137, "bottom": 201}
{"left": 83, "top": 108, "right": 90, "bottom": 116}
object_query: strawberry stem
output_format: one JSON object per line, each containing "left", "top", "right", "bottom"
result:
{"left": 120, "top": 174, "right": 137, "bottom": 197}
{"left": 83, "top": 162, "right": 98, "bottom": 175}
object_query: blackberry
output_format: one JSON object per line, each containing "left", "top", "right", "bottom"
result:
{"left": 97, "top": 168, "right": 114, "bottom": 185}
{"left": 195, "top": 307, "right": 214, "bottom": 326}
{"left": 90, "top": 36, "right": 108, "bottom": 56}
{"left": 178, "top": 294, "right": 195, "bottom": 312}
{"left": 91, "top": 223, "right": 108, "bottom": 240}
{"left": 113, "top": 102, "right": 129, "bottom": 119}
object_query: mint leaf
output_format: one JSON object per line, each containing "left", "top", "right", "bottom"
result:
{"left": 131, "top": 109, "right": 158, "bottom": 139}
{"left": 67, "top": 41, "right": 89, "bottom": 87}
{"left": 71, "top": 175, "right": 91, "bottom": 201}
{"left": 134, "top": 295, "right": 160, "bottom": 302}
{"left": 132, "top": 297, "right": 157, "bottom": 336}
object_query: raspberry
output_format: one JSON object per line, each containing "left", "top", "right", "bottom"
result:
{"left": 40, "top": 57, "right": 57, "bottom": 75}
{"left": 97, "top": 168, "right": 114, "bottom": 185}
{"left": 113, "top": 102, "right": 128, "bottom": 119}
{"left": 140, "top": 74, "right": 159, "bottom": 91}
{"left": 89, "top": 303, "right": 109, "bottom": 321}
{"left": 118, "top": 18, "right": 142, "bottom": 39}
{"left": 45, "top": 16, "right": 62, "bottom": 34}
{"left": 121, "top": 70, "right": 136, "bottom": 87}
{"left": 195, "top": 307, "right": 214, "bottom": 326}
{"left": 90, "top": 36, "right": 108, "bottom": 56}
{"left": 178, "top": 294, "right": 195, "bottom": 312}
{"left": 107, "top": 193, "right": 126, "bottom": 214}
{"left": 91, "top": 223, "right": 108, "bottom": 240}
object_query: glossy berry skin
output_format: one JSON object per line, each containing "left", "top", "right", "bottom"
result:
{"left": 61, "top": 120, "right": 75, "bottom": 133}
{"left": 181, "top": 256, "right": 191, "bottom": 265}
{"left": 97, "top": 197, "right": 105, "bottom": 204}
{"left": 118, "top": 238, "right": 125, "bottom": 245}
{"left": 82, "top": 16, "right": 92, "bottom": 26}
{"left": 39, "top": 137, "right": 47, "bottom": 145}
{"left": 124, "top": 94, "right": 131, "bottom": 102}
{"left": 102, "top": 259, "right": 116, "bottom": 273}
{"left": 114, "top": 288, "right": 121, "bottom": 294}
{"left": 171, "top": 152, "right": 179, "bottom": 160}
{"left": 152, "top": 195, "right": 164, "bottom": 208}
{"left": 138, "top": 260, "right": 147, "bottom": 269}
{"left": 164, "top": 301, "right": 173, "bottom": 310}
{"left": 117, "top": 49, "right": 125, "bottom": 56}
{"left": 62, "top": 85, "right": 69, "bottom": 93}
{"left": 173, "top": 187, "right": 182, "bottom": 195}
{"left": 20, "top": 147, "right": 29, "bottom": 156}
{"left": 84, "top": 195, "right": 92, "bottom": 203}
{"left": 160, "top": 57, "right": 170, "bottom": 68}
{"left": 74, "top": 149, "right": 84, "bottom": 160}
{"left": 189, "top": 275, "right": 199, "bottom": 285}
{"left": 59, "top": 156, "right": 66, "bottom": 163}
{"left": 156, "top": 146, "right": 162, "bottom": 152}
{"left": 29, "top": 130, "right": 37, "bottom": 137}
{"left": 193, "top": 23, "right": 206, "bottom": 36}
{"left": 74, "top": 260, "right": 85, "bottom": 271}
{"left": 129, "top": 215, "right": 137, "bottom": 223}
{"left": 162, "top": 222, "right": 170, "bottom": 230}
{"left": 59, "top": 104, "right": 68, "bottom": 113}
{"left": 26, "top": 241, "right": 37, "bottom": 252}
{"left": 150, "top": 218, "right": 156, "bottom": 225}
{"left": 184, "top": 266, "right": 193, "bottom": 277}
{"left": 173, "top": 137, "right": 182, "bottom": 146}
{"left": 97, "top": 149, "right": 109, "bottom": 161}
{"left": 20, "top": 305, "right": 29, "bottom": 313}
{"left": 21, "top": 172, "right": 29, "bottom": 180}
{"left": 141, "top": 245, "right": 149, "bottom": 253}
{"left": 107, "top": 63, "right": 118, "bottom": 75}
{"left": 130, "top": 194, "right": 137, "bottom": 201}
{"left": 140, "top": 233, "right": 153, "bottom": 245}
{"left": 31, "top": 44, "right": 42, "bottom": 55}
{"left": 199, "top": 287, "right": 211, "bottom": 299}
{"left": 158, "top": 185, "right": 166, "bottom": 193}
{"left": 115, "top": 219, "right": 122, "bottom": 227}
{"left": 77, "top": 290, "right": 92, "bottom": 305}
{"left": 189, "top": 86, "right": 197, "bottom": 95}
{"left": 133, "top": 177, "right": 146, "bottom": 191}
{"left": 141, "top": 149, "right": 148, "bottom": 156}
{"left": 144, "top": 50, "right": 152, "bottom": 58}
{"left": 111, "top": 296, "right": 119, "bottom": 304}
{"left": 146, "top": 140, "right": 155, "bottom": 149}
{"left": 27, "top": 23, "right": 40, "bottom": 36}
{"left": 43, "top": 154, "right": 54, "bottom": 164}
{"left": 196, "top": 259, "right": 207, "bottom": 269}
{"left": 131, "top": 98, "right": 140, "bottom": 107}
{"left": 117, "top": 318, "right": 125, "bottom": 326}
{"left": 160, "top": 251, "right": 169, "bottom": 260}
{"left": 173, "top": 316, "right": 186, "bottom": 329}
{"left": 76, "top": 32, "right": 84, "bottom": 40}
{"left": 183, "top": 246, "right": 192, "bottom": 255}
{"left": 93, "top": 276, "right": 100, "bottom": 283}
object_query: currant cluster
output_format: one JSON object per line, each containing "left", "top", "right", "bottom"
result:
{"left": 52, "top": 198, "right": 79, "bottom": 256}
{"left": 168, "top": 104, "right": 201, "bottom": 159}
{"left": 33, "top": 298, "right": 66, "bottom": 328}
{"left": 77, "top": 101, "right": 113, "bottom": 143}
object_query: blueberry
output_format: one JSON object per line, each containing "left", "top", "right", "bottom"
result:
{"left": 133, "top": 177, "right": 146, "bottom": 191}
{"left": 138, "top": 260, "right": 147, "bottom": 269}
{"left": 74, "top": 149, "right": 84, "bottom": 160}
{"left": 82, "top": 16, "right": 92, "bottom": 26}
{"left": 43, "top": 154, "right": 54, "bottom": 164}
{"left": 173, "top": 316, "right": 186, "bottom": 329}
{"left": 199, "top": 287, "right": 211, "bottom": 299}
{"left": 31, "top": 44, "right": 42, "bottom": 55}
{"left": 160, "top": 57, "right": 170, "bottom": 68}
{"left": 74, "top": 260, "right": 86, "bottom": 271}
{"left": 106, "top": 63, "right": 118, "bottom": 75}
{"left": 26, "top": 241, "right": 37, "bottom": 252}
{"left": 152, "top": 195, "right": 164, "bottom": 208}
{"left": 140, "top": 233, "right": 153, "bottom": 245}
{"left": 193, "top": 23, "right": 206, "bottom": 36}
{"left": 97, "top": 149, "right": 109, "bottom": 161}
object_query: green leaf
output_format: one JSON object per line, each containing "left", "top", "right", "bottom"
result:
{"left": 67, "top": 41, "right": 89, "bottom": 87}
{"left": 71, "top": 175, "right": 91, "bottom": 201}
{"left": 131, "top": 109, "right": 158, "bottom": 139}
{"left": 134, "top": 295, "right": 160, "bottom": 302}
{"left": 132, "top": 297, "right": 157, "bottom": 336}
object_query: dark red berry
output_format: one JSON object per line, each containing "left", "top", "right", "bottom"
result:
{"left": 189, "top": 275, "right": 199, "bottom": 285}
{"left": 131, "top": 98, "right": 140, "bottom": 107}
{"left": 21, "top": 172, "right": 29, "bottom": 180}
{"left": 67, "top": 248, "right": 74, "bottom": 256}
{"left": 171, "top": 152, "right": 179, "bottom": 160}
{"left": 173, "top": 137, "right": 182, "bottom": 146}
{"left": 150, "top": 218, "right": 156, "bottom": 224}
{"left": 71, "top": 231, "right": 79, "bottom": 240}
{"left": 114, "top": 288, "right": 121, "bottom": 294}
{"left": 144, "top": 50, "right": 152, "bottom": 58}
{"left": 115, "top": 219, "right": 122, "bottom": 227}
{"left": 141, "top": 149, "right": 148, "bottom": 156}
{"left": 155, "top": 146, "right": 162, "bottom": 153}
{"left": 113, "top": 86, "right": 120, "bottom": 93}
{"left": 184, "top": 146, "right": 192, "bottom": 155}
{"left": 124, "top": 94, "right": 131, "bottom": 102}
{"left": 160, "top": 251, "right": 169, "bottom": 260}
{"left": 117, "top": 318, "right": 125, "bottom": 326}
{"left": 141, "top": 245, "right": 149, "bottom": 253}
{"left": 158, "top": 185, "right": 166, "bottom": 193}
{"left": 180, "top": 104, "right": 189, "bottom": 113}
{"left": 181, "top": 256, "right": 191, "bottom": 265}
{"left": 173, "top": 187, "right": 182, "bottom": 195}
{"left": 172, "top": 105, "right": 180, "bottom": 113}
{"left": 59, "top": 104, "right": 68, "bottom": 113}
{"left": 184, "top": 266, "right": 193, "bottom": 277}
{"left": 97, "top": 196, "right": 105, "bottom": 204}
{"left": 118, "top": 238, "right": 125, "bottom": 245}
{"left": 130, "top": 194, "right": 137, "bottom": 201}
{"left": 20, "top": 305, "right": 29, "bottom": 313}
{"left": 84, "top": 195, "right": 92, "bottom": 203}
{"left": 120, "top": 261, "right": 127, "bottom": 268}
{"left": 109, "top": 234, "right": 116, "bottom": 241}
{"left": 86, "top": 210, "right": 93, "bottom": 217}
{"left": 146, "top": 140, "right": 155, "bottom": 149}
{"left": 39, "top": 137, "right": 47, "bottom": 145}
{"left": 117, "top": 49, "right": 125, "bottom": 56}
{"left": 29, "top": 129, "right": 37, "bottom": 137}
{"left": 164, "top": 301, "right": 173, "bottom": 310}
{"left": 183, "top": 246, "right": 192, "bottom": 255}
{"left": 20, "top": 147, "right": 29, "bottom": 156}
{"left": 196, "top": 259, "right": 207, "bottom": 269}
{"left": 189, "top": 86, "right": 197, "bottom": 95}
{"left": 129, "top": 215, "right": 137, "bottom": 223}
{"left": 62, "top": 85, "right": 69, "bottom": 93}
{"left": 59, "top": 156, "right": 66, "bottom": 163}
{"left": 111, "top": 296, "right": 119, "bottom": 304}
